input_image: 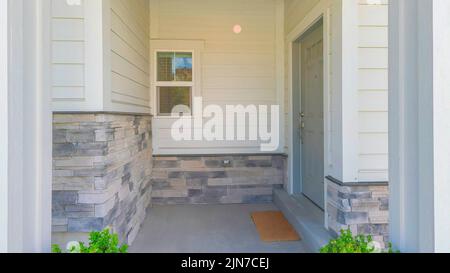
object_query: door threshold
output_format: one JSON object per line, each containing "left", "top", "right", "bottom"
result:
{"left": 293, "top": 194, "right": 324, "bottom": 212}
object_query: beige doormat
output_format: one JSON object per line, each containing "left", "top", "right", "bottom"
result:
{"left": 251, "top": 211, "right": 301, "bottom": 242}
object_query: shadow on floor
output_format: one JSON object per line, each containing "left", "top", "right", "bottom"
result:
{"left": 129, "top": 203, "right": 309, "bottom": 253}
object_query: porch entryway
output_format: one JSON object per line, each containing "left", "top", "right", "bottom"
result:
{"left": 129, "top": 203, "right": 309, "bottom": 253}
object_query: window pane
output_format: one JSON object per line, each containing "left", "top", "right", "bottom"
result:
{"left": 157, "top": 52, "right": 175, "bottom": 81}
{"left": 157, "top": 52, "right": 192, "bottom": 82}
{"left": 158, "top": 87, "right": 192, "bottom": 115}
{"left": 174, "top": 52, "right": 192, "bottom": 81}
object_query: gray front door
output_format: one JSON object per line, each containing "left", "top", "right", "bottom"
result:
{"left": 300, "top": 23, "right": 324, "bottom": 209}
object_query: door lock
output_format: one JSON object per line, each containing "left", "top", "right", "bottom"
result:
{"left": 300, "top": 112, "right": 305, "bottom": 128}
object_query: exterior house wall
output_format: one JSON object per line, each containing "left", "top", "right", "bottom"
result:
{"left": 150, "top": 0, "right": 283, "bottom": 155}
{"left": 52, "top": 113, "right": 153, "bottom": 245}
{"left": 50, "top": 0, "right": 153, "bottom": 246}
{"left": 51, "top": 0, "right": 152, "bottom": 114}
{"left": 285, "top": 0, "right": 321, "bottom": 35}
{"left": 152, "top": 0, "right": 277, "bottom": 108}
{"left": 357, "top": 0, "right": 389, "bottom": 182}
{"left": 51, "top": 0, "right": 86, "bottom": 105}
{"left": 108, "top": 0, "right": 151, "bottom": 112}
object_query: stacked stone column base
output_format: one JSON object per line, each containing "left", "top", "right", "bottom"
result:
{"left": 52, "top": 113, "right": 153, "bottom": 245}
{"left": 326, "top": 178, "right": 389, "bottom": 248}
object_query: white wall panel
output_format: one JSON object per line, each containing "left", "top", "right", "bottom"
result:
{"left": 52, "top": 41, "right": 84, "bottom": 64}
{"left": 285, "top": 0, "right": 321, "bottom": 34}
{"left": 151, "top": 0, "right": 279, "bottom": 155}
{"left": 52, "top": 18, "right": 84, "bottom": 40}
{"left": 108, "top": 0, "right": 151, "bottom": 112}
{"left": 357, "top": 0, "right": 389, "bottom": 181}
{"left": 358, "top": 27, "right": 388, "bottom": 47}
{"left": 52, "top": 64, "right": 84, "bottom": 86}
{"left": 51, "top": 0, "right": 86, "bottom": 106}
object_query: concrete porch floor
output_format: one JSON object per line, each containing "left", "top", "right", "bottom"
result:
{"left": 129, "top": 203, "right": 309, "bottom": 253}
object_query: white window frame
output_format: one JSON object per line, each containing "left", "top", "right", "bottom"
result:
{"left": 154, "top": 50, "right": 194, "bottom": 116}
{"left": 150, "top": 40, "right": 204, "bottom": 118}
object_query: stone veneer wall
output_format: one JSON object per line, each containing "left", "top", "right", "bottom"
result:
{"left": 326, "top": 178, "right": 389, "bottom": 248}
{"left": 52, "top": 113, "right": 152, "bottom": 244}
{"left": 152, "top": 155, "right": 286, "bottom": 205}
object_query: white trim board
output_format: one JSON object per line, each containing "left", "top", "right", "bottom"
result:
{"left": 0, "top": 0, "right": 9, "bottom": 253}
{"left": 275, "top": 0, "right": 286, "bottom": 153}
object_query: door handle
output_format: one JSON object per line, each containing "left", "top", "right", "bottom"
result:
{"left": 299, "top": 112, "right": 305, "bottom": 144}
{"left": 300, "top": 113, "right": 305, "bottom": 128}
{"left": 299, "top": 113, "right": 305, "bottom": 128}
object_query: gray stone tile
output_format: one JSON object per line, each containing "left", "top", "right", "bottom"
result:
{"left": 53, "top": 191, "right": 78, "bottom": 205}
{"left": 68, "top": 217, "right": 104, "bottom": 232}
{"left": 242, "top": 195, "right": 273, "bottom": 204}
{"left": 154, "top": 160, "right": 180, "bottom": 168}
{"left": 53, "top": 143, "right": 76, "bottom": 157}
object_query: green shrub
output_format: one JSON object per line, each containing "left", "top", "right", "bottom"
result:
{"left": 52, "top": 228, "right": 128, "bottom": 254}
{"left": 320, "top": 229, "right": 397, "bottom": 253}
{"left": 51, "top": 244, "right": 63, "bottom": 254}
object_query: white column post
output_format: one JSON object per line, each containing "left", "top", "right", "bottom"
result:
{"left": 340, "top": 0, "right": 359, "bottom": 182}
{"left": 0, "top": 0, "right": 52, "bottom": 253}
{"left": 330, "top": 0, "right": 359, "bottom": 182}
{"left": 430, "top": 0, "right": 450, "bottom": 253}
{"left": 22, "top": 0, "right": 53, "bottom": 253}
{"left": 389, "top": 0, "right": 450, "bottom": 253}
{"left": 0, "top": 0, "right": 10, "bottom": 253}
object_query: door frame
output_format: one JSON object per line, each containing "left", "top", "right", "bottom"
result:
{"left": 292, "top": 21, "right": 325, "bottom": 208}
{"left": 286, "top": 1, "right": 332, "bottom": 228}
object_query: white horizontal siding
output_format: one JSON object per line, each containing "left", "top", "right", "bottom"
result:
{"left": 52, "top": 41, "right": 84, "bottom": 64}
{"left": 51, "top": 0, "right": 85, "bottom": 101}
{"left": 52, "top": 64, "right": 84, "bottom": 87}
{"left": 285, "top": 0, "right": 321, "bottom": 35}
{"left": 109, "top": 0, "right": 151, "bottom": 110}
{"left": 358, "top": 0, "right": 389, "bottom": 182}
{"left": 152, "top": 0, "right": 278, "bottom": 155}
{"left": 358, "top": 48, "right": 388, "bottom": 69}
{"left": 156, "top": 0, "right": 277, "bottom": 107}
